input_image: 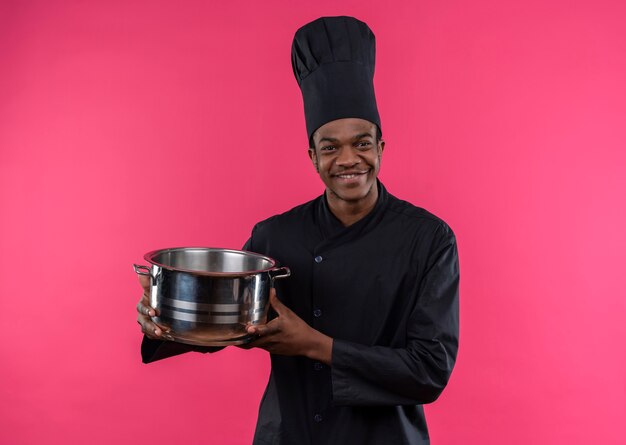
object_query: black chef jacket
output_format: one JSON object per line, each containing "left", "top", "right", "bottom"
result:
{"left": 141, "top": 182, "right": 460, "bottom": 445}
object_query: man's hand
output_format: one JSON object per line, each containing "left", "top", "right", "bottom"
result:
{"left": 244, "top": 289, "right": 333, "bottom": 365}
{"left": 136, "top": 274, "right": 166, "bottom": 339}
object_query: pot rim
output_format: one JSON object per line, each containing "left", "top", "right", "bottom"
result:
{"left": 143, "top": 246, "right": 279, "bottom": 277}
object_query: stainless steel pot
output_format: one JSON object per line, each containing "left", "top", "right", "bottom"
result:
{"left": 133, "top": 247, "right": 290, "bottom": 346}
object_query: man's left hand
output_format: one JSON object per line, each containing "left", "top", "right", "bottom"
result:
{"left": 242, "top": 289, "right": 333, "bottom": 365}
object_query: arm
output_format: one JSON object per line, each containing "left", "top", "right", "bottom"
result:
{"left": 331, "top": 231, "right": 460, "bottom": 406}
{"left": 244, "top": 289, "right": 333, "bottom": 364}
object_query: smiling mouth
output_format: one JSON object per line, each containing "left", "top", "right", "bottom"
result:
{"left": 333, "top": 170, "right": 369, "bottom": 179}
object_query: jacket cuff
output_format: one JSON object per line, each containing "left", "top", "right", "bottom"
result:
{"left": 330, "top": 339, "right": 359, "bottom": 404}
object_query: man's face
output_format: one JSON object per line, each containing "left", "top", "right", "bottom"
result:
{"left": 309, "top": 118, "right": 384, "bottom": 204}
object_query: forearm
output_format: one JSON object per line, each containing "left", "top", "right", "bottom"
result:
{"left": 304, "top": 329, "right": 333, "bottom": 365}
{"left": 330, "top": 336, "right": 457, "bottom": 406}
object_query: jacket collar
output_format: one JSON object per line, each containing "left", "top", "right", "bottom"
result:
{"left": 315, "top": 180, "right": 389, "bottom": 249}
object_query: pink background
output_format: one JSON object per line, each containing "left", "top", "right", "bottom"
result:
{"left": 1, "top": 0, "right": 625, "bottom": 443}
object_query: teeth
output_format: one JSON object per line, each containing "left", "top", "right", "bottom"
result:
{"left": 336, "top": 172, "right": 366, "bottom": 179}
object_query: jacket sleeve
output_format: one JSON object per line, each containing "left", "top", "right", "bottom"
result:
{"left": 141, "top": 337, "right": 223, "bottom": 363}
{"left": 330, "top": 227, "right": 460, "bottom": 406}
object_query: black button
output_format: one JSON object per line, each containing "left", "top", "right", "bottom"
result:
{"left": 314, "top": 362, "right": 323, "bottom": 371}
{"left": 314, "top": 255, "right": 323, "bottom": 263}
{"left": 314, "top": 414, "right": 323, "bottom": 422}
{"left": 313, "top": 309, "right": 322, "bottom": 318}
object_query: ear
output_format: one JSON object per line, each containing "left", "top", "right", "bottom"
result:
{"left": 308, "top": 148, "right": 319, "bottom": 172}
{"left": 378, "top": 139, "right": 385, "bottom": 158}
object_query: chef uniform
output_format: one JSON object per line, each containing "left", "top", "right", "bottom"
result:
{"left": 142, "top": 16, "right": 459, "bottom": 445}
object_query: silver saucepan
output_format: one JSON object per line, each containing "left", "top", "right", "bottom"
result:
{"left": 133, "top": 247, "right": 290, "bottom": 346}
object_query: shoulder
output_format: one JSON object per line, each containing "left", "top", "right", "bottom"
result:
{"left": 382, "top": 193, "right": 458, "bottom": 271}
{"left": 385, "top": 192, "right": 455, "bottom": 241}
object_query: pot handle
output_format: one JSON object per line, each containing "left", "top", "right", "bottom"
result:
{"left": 269, "top": 266, "right": 291, "bottom": 286}
{"left": 133, "top": 264, "right": 152, "bottom": 277}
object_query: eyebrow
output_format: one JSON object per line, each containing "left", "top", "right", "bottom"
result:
{"left": 317, "top": 133, "right": 374, "bottom": 144}
{"left": 352, "top": 132, "right": 374, "bottom": 140}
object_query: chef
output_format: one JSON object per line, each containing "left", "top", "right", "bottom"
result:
{"left": 137, "top": 16, "right": 460, "bottom": 444}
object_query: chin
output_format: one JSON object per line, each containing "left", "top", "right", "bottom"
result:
{"left": 332, "top": 185, "right": 374, "bottom": 202}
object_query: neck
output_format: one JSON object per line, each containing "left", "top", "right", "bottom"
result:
{"left": 326, "top": 184, "right": 379, "bottom": 227}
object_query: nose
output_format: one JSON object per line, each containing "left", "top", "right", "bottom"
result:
{"left": 335, "top": 146, "right": 361, "bottom": 167}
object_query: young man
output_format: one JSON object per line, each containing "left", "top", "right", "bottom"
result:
{"left": 137, "top": 16, "right": 459, "bottom": 444}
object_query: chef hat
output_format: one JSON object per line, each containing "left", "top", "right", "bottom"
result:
{"left": 291, "top": 16, "right": 382, "bottom": 142}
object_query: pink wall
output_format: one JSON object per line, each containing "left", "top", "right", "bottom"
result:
{"left": 1, "top": 0, "right": 624, "bottom": 443}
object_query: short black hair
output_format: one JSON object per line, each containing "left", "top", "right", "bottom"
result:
{"left": 309, "top": 126, "right": 382, "bottom": 149}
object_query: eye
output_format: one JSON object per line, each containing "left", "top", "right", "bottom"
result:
{"left": 355, "top": 141, "right": 372, "bottom": 149}
{"left": 320, "top": 145, "right": 336, "bottom": 151}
